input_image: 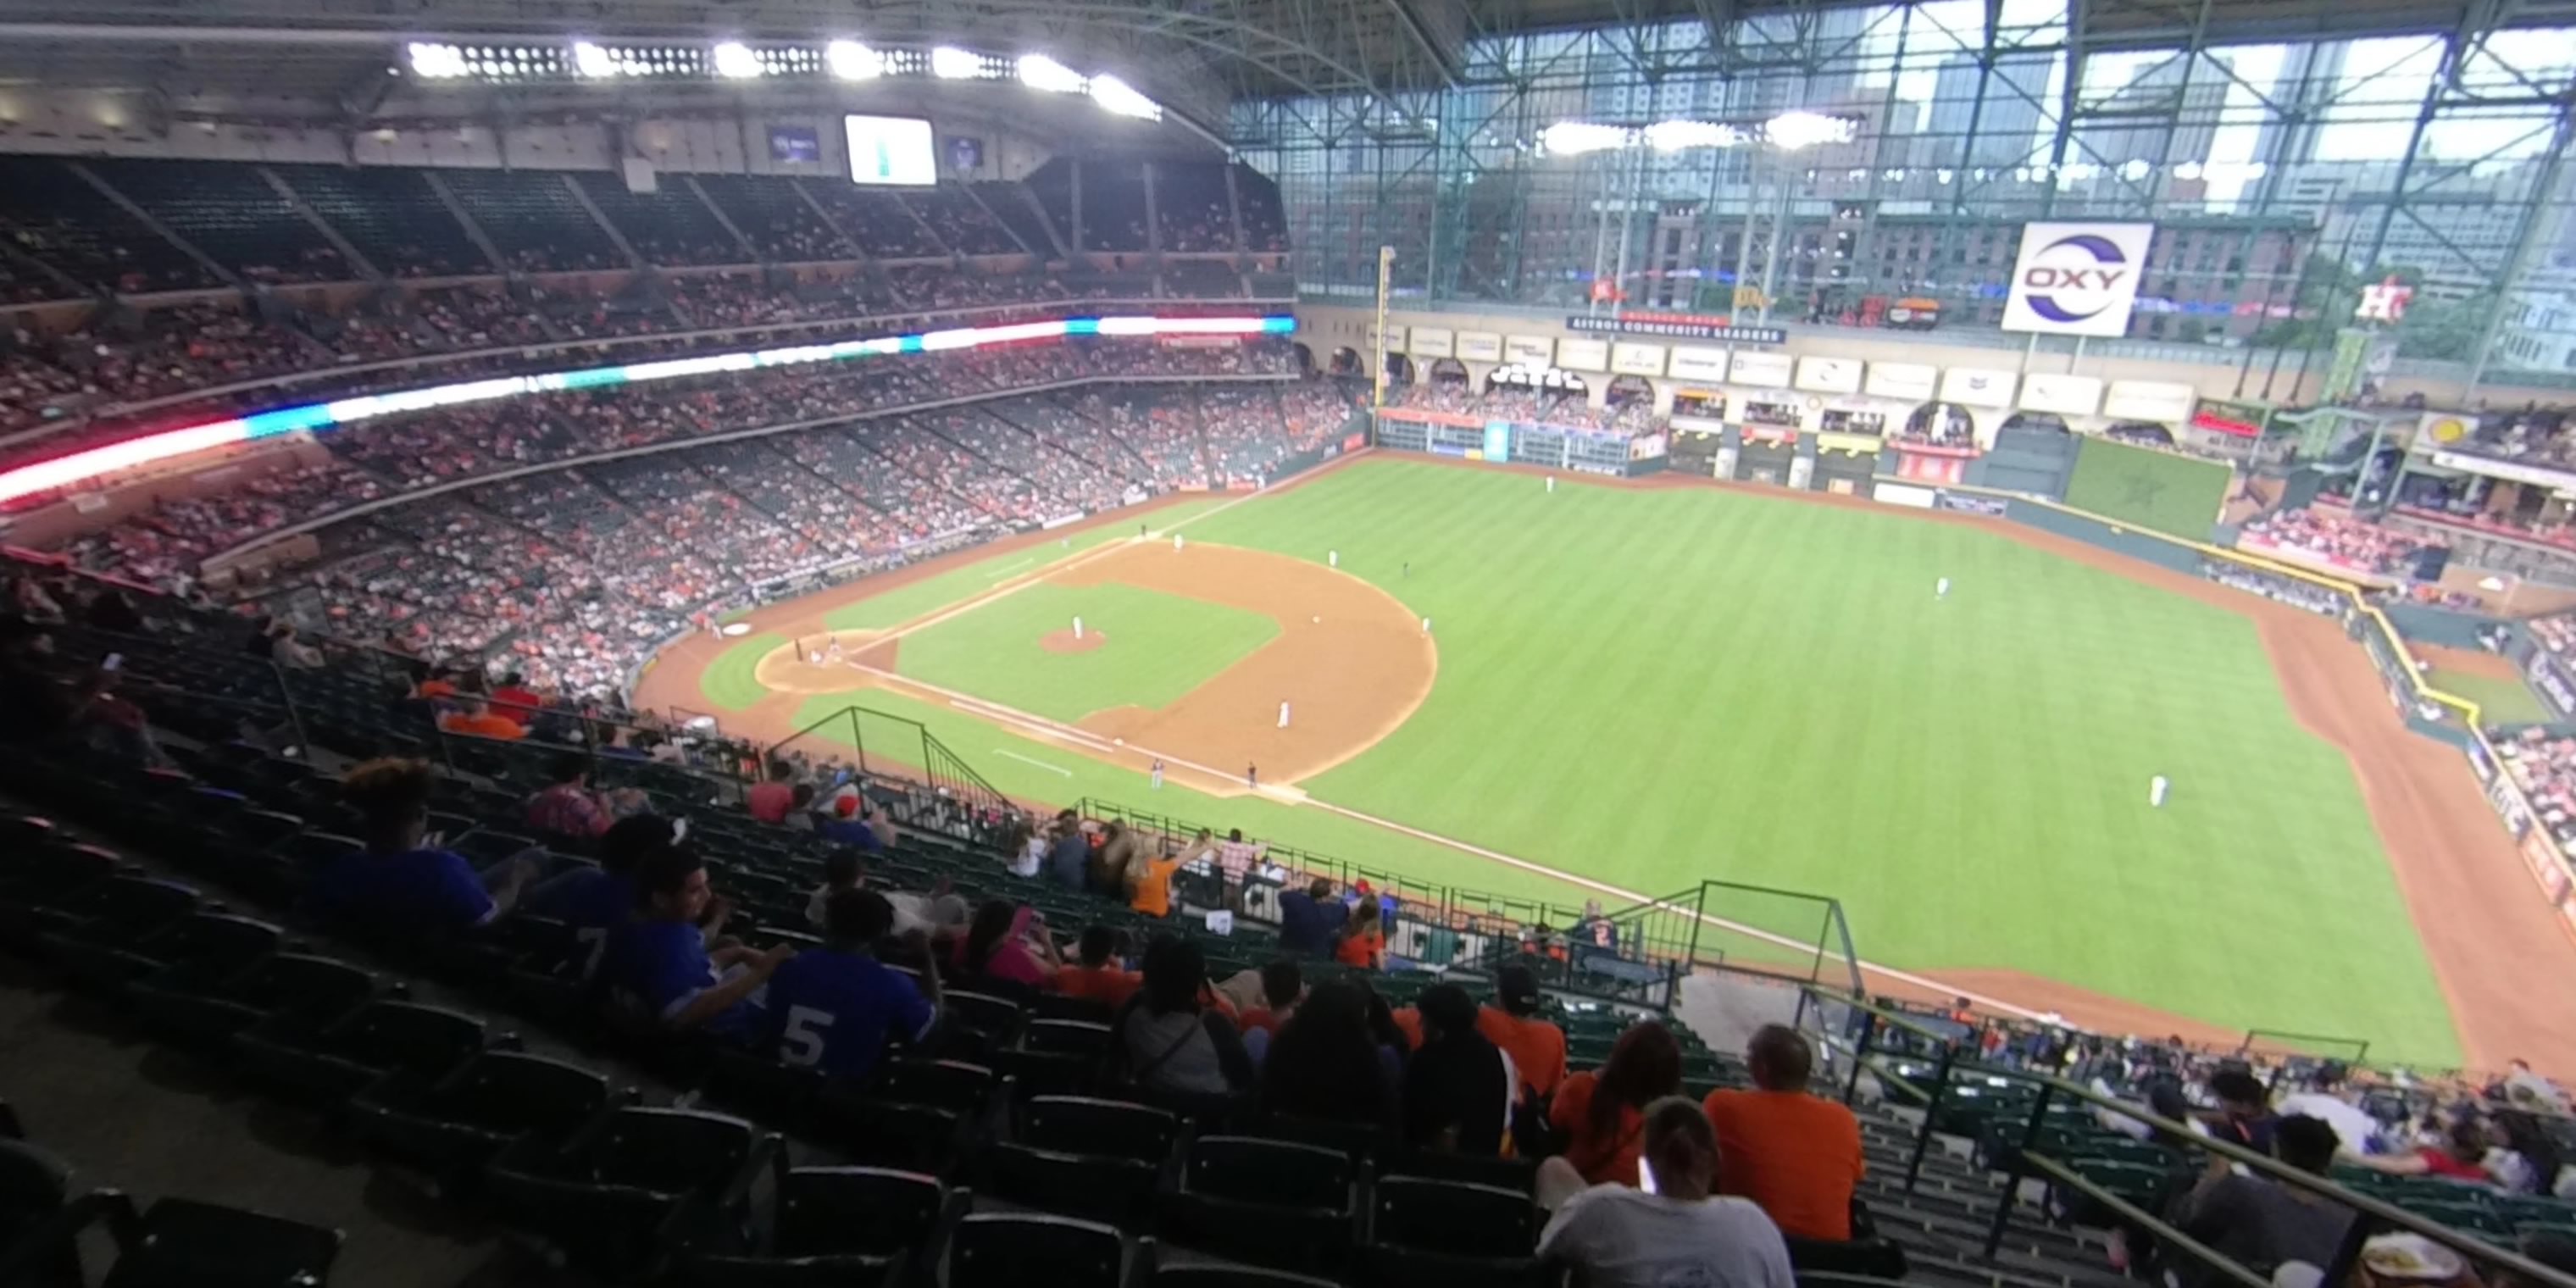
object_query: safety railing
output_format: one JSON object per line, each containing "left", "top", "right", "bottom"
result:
{"left": 1804, "top": 987, "right": 2576, "bottom": 1288}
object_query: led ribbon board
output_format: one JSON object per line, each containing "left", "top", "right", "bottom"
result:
{"left": 0, "top": 314, "right": 1297, "bottom": 505}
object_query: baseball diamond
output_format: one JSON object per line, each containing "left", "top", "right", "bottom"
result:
{"left": 640, "top": 451, "right": 2576, "bottom": 1069}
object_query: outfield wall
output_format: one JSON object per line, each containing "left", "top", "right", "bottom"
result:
{"left": 1897, "top": 477, "right": 2576, "bottom": 951}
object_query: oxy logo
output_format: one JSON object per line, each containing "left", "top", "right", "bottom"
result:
{"left": 2003, "top": 222, "right": 2154, "bottom": 337}
{"left": 2019, "top": 234, "right": 2132, "bottom": 323}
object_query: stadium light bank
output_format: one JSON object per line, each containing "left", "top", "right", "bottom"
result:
{"left": 0, "top": 314, "right": 1295, "bottom": 507}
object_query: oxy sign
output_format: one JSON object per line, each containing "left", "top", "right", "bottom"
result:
{"left": 2001, "top": 222, "right": 2155, "bottom": 338}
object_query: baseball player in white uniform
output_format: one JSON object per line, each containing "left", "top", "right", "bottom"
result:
{"left": 2150, "top": 775, "right": 2169, "bottom": 808}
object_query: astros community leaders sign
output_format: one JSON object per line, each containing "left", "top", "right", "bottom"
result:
{"left": 1564, "top": 313, "right": 1787, "bottom": 344}
{"left": 2001, "top": 222, "right": 2155, "bottom": 338}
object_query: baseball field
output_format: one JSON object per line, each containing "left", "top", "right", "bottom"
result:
{"left": 638, "top": 453, "right": 2576, "bottom": 1069}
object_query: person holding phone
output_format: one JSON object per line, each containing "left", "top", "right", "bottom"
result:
{"left": 1538, "top": 1098, "right": 1796, "bottom": 1288}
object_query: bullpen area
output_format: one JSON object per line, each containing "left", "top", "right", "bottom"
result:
{"left": 639, "top": 453, "right": 2561, "bottom": 1068}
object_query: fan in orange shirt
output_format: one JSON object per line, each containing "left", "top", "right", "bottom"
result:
{"left": 1334, "top": 898, "right": 1385, "bottom": 969}
{"left": 1049, "top": 926, "right": 1141, "bottom": 1008}
{"left": 1548, "top": 1020, "right": 1683, "bottom": 1187}
{"left": 1702, "top": 1024, "right": 1863, "bottom": 1241}
{"left": 437, "top": 698, "right": 525, "bottom": 741}
{"left": 1389, "top": 964, "right": 1568, "bottom": 1102}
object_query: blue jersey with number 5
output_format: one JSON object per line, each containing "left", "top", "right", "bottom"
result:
{"left": 760, "top": 947, "right": 934, "bottom": 1080}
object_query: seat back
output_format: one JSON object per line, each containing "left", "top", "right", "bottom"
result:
{"left": 330, "top": 1001, "right": 488, "bottom": 1078}
{"left": 1158, "top": 1265, "right": 1341, "bottom": 1288}
{"left": 1024, "top": 1019, "right": 1113, "bottom": 1058}
{"left": 105, "top": 1196, "right": 342, "bottom": 1288}
{"left": 950, "top": 1212, "right": 1122, "bottom": 1288}
{"left": 1022, "top": 1096, "right": 1178, "bottom": 1163}
{"left": 944, "top": 991, "right": 1024, "bottom": 1042}
{"left": 588, "top": 1108, "right": 758, "bottom": 1194}
{"left": 774, "top": 1167, "right": 942, "bottom": 1257}
{"left": 874, "top": 1059, "right": 995, "bottom": 1115}
{"left": 445, "top": 1052, "right": 613, "bottom": 1137}
{"left": 1188, "top": 1136, "right": 1352, "bottom": 1210}
{"left": 1373, "top": 1177, "right": 1534, "bottom": 1256}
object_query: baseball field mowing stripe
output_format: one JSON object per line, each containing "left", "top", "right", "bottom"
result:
{"left": 893, "top": 581, "right": 1279, "bottom": 724}
{"left": 701, "top": 631, "right": 790, "bottom": 712}
{"left": 1159, "top": 458, "right": 2458, "bottom": 1062}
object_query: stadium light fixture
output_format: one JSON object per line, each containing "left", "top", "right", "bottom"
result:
{"left": 572, "top": 40, "right": 617, "bottom": 78}
{"left": 1538, "top": 121, "right": 1629, "bottom": 156}
{"left": 825, "top": 40, "right": 883, "bottom": 80}
{"left": 406, "top": 42, "right": 470, "bottom": 79}
{"left": 711, "top": 41, "right": 762, "bottom": 79}
{"left": 1762, "top": 110, "right": 1854, "bottom": 151}
{"left": 1644, "top": 119, "right": 1741, "bottom": 151}
{"left": 1017, "top": 53, "right": 1087, "bottom": 94}
{"left": 930, "top": 46, "right": 984, "bottom": 79}
{"left": 1087, "top": 74, "right": 1161, "bottom": 120}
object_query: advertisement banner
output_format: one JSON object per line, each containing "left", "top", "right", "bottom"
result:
{"left": 1369, "top": 322, "right": 1408, "bottom": 353}
{"left": 2413, "top": 411, "right": 2475, "bottom": 454}
{"left": 1564, "top": 313, "right": 1787, "bottom": 344}
{"left": 1628, "top": 433, "right": 1669, "bottom": 461}
{"left": 1458, "top": 331, "right": 1502, "bottom": 362}
{"left": 1376, "top": 407, "right": 1485, "bottom": 429}
{"left": 1729, "top": 352, "right": 1794, "bottom": 388}
{"left": 1795, "top": 357, "right": 1863, "bottom": 395}
{"left": 2523, "top": 830, "right": 2573, "bottom": 906}
{"left": 1874, "top": 481, "right": 1937, "bottom": 508}
{"left": 1555, "top": 337, "right": 1611, "bottom": 372}
{"left": 1865, "top": 362, "right": 1937, "bottom": 402}
{"left": 1410, "top": 327, "right": 1455, "bottom": 358}
{"left": 1937, "top": 492, "right": 2010, "bottom": 516}
{"left": 2102, "top": 380, "right": 2197, "bottom": 424}
{"left": 1609, "top": 341, "right": 1666, "bottom": 376}
{"left": 2322, "top": 328, "right": 2371, "bottom": 403}
{"left": 2431, "top": 451, "right": 2576, "bottom": 491}
{"left": 1483, "top": 421, "right": 1513, "bottom": 464}
{"left": 2001, "top": 221, "right": 2156, "bottom": 337}
{"left": 1668, "top": 347, "right": 1729, "bottom": 381}
{"left": 1815, "top": 431, "right": 1882, "bottom": 456}
{"left": 2529, "top": 653, "right": 2576, "bottom": 718}
{"left": 1504, "top": 335, "right": 1555, "bottom": 365}
{"left": 2018, "top": 372, "right": 2103, "bottom": 417}
{"left": 1940, "top": 367, "right": 2017, "bottom": 409}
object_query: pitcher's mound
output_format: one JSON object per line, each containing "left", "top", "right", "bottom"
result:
{"left": 1041, "top": 628, "right": 1108, "bottom": 654}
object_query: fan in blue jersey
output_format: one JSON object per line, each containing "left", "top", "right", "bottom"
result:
{"left": 602, "top": 845, "right": 788, "bottom": 1040}
{"left": 762, "top": 888, "right": 941, "bottom": 1080}
{"left": 310, "top": 757, "right": 537, "bottom": 937}
{"left": 519, "top": 813, "right": 676, "bottom": 978}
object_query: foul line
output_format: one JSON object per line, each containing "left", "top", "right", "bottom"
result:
{"left": 993, "top": 749, "right": 1073, "bottom": 777}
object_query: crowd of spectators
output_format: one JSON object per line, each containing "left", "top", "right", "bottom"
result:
{"left": 2497, "top": 730, "right": 2576, "bottom": 854}
{"left": 50, "top": 339, "right": 1316, "bottom": 695}
{"left": 2239, "top": 508, "right": 2438, "bottom": 576}
{"left": 1388, "top": 379, "right": 1663, "bottom": 436}
{"left": 0, "top": 256, "right": 1280, "bottom": 447}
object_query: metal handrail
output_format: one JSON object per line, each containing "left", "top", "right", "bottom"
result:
{"left": 1805, "top": 985, "right": 2576, "bottom": 1288}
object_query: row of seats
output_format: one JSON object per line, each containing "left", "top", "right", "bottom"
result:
{"left": 0, "top": 156, "right": 1290, "bottom": 300}
{"left": 0, "top": 1099, "right": 347, "bottom": 1288}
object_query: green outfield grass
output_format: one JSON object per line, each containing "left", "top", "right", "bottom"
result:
{"left": 763, "top": 458, "right": 2462, "bottom": 1061}
{"left": 2428, "top": 668, "right": 2552, "bottom": 725}
{"left": 702, "top": 632, "right": 788, "bottom": 712}
{"left": 819, "top": 497, "right": 1229, "bottom": 631}
{"left": 894, "top": 581, "right": 1278, "bottom": 723}
{"left": 2062, "top": 436, "right": 2233, "bottom": 540}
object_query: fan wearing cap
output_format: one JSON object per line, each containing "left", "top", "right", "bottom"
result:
{"left": 819, "top": 793, "right": 884, "bottom": 852}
